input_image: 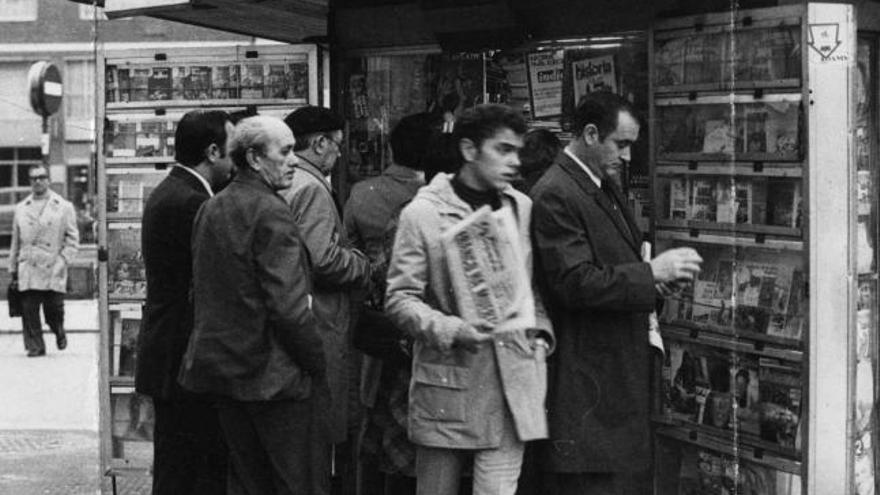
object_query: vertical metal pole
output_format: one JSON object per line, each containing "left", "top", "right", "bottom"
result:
{"left": 41, "top": 116, "right": 49, "bottom": 165}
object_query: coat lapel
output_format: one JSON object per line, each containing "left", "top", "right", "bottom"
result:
{"left": 557, "top": 155, "right": 640, "bottom": 255}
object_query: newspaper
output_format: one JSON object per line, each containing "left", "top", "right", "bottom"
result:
{"left": 441, "top": 205, "right": 536, "bottom": 332}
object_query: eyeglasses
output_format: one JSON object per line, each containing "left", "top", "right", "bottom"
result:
{"left": 29, "top": 175, "right": 49, "bottom": 182}
{"left": 323, "top": 134, "right": 344, "bottom": 149}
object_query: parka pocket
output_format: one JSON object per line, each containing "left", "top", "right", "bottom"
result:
{"left": 410, "top": 362, "right": 470, "bottom": 423}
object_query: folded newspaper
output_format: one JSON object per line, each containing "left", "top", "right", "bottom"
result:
{"left": 441, "top": 205, "right": 536, "bottom": 332}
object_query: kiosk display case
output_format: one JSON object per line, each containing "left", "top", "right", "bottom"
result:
{"left": 95, "top": 43, "right": 322, "bottom": 488}
{"left": 650, "top": 4, "right": 877, "bottom": 494}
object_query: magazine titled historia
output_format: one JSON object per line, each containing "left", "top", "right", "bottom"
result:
{"left": 441, "top": 205, "right": 535, "bottom": 332}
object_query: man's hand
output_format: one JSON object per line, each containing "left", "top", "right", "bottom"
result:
{"left": 454, "top": 321, "right": 493, "bottom": 353}
{"left": 650, "top": 247, "right": 703, "bottom": 283}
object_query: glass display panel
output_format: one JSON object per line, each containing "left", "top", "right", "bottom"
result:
{"left": 107, "top": 223, "right": 145, "bottom": 301}
{"left": 110, "top": 389, "right": 154, "bottom": 466}
{"left": 654, "top": 25, "right": 801, "bottom": 90}
{"left": 853, "top": 36, "right": 878, "bottom": 495}
{"left": 661, "top": 338, "right": 803, "bottom": 454}
{"left": 106, "top": 168, "right": 168, "bottom": 219}
{"left": 654, "top": 434, "right": 802, "bottom": 495}
{"left": 105, "top": 58, "right": 310, "bottom": 104}
{"left": 656, "top": 99, "right": 802, "bottom": 161}
{"left": 655, "top": 174, "right": 803, "bottom": 235}
{"left": 656, "top": 241, "right": 806, "bottom": 344}
{"left": 109, "top": 305, "right": 142, "bottom": 379}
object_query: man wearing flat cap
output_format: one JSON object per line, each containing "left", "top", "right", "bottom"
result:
{"left": 282, "top": 106, "right": 372, "bottom": 490}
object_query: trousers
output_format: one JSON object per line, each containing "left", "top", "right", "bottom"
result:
{"left": 218, "top": 394, "right": 331, "bottom": 495}
{"left": 152, "top": 399, "right": 227, "bottom": 495}
{"left": 20, "top": 290, "right": 64, "bottom": 353}
{"left": 415, "top": 409, "right": 524, "bottom": 495}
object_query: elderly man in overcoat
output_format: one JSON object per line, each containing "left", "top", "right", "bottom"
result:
{"left": 530, "top": 92, "right": 702, "bottom": 495}
{"left": 179, "top": 115, "right": 329, "bottom": 495}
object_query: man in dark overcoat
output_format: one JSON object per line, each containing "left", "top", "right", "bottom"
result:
{"left": 530, "top": 92, "right": 702, "bottom": 494}
{"left": 135, "top": 109, "right": 234, "bottom": 494}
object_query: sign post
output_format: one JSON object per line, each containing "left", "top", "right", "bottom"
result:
{"left": 27, "top": 61, "right": 63, "bottom": 164}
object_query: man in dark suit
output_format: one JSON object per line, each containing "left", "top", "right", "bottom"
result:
{"left": 530, "top": 92, "right": 702, "bottom": 495}
{"left": 180, "top": 115, "right": 329, "bottom": 495}
{"left": 135, "top": 109, "right": 234, "bottom": 494}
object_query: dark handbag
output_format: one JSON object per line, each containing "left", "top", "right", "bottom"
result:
{"left": 353, "top": 306, "right": 410, "bottom": 367}
{"left": 7, "top": 281, "right": 22, "bottom": 318}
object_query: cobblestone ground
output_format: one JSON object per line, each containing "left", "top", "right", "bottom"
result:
{"left": 0, "top": 430, "right": 100, "bottom": 494}
{"left": 0, "top": 431, "right": 153, "bottom": 495}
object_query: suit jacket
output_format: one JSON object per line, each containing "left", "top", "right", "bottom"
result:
{"left": 136, "top": 166, "right": 210, "bottom": 400}
{"left": 9, "top": 190, "right": 78, "bottom": 293}
{"left": 179, "top": 168, "right": 326, "bottom": 401}
{"left": 281, "top": 160, "right": 371, "bottom": 442}
{"left": 530, "top": 152, "right": 657, "bottom": 473}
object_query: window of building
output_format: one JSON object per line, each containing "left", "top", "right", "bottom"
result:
{"left": 78, "top": 4, "right": 107, "bottom": 21}
{"left": 0, "top": 0, "right": 37, "bottom": 22}
{"left": 0, "top": 148, "right": 42, "bottom": 248}
{"left": 65, "top": 60, "right": 96, "bottom": 141}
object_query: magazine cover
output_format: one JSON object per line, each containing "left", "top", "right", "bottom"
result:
{"left": 287, "top": 62, "right": 309, "bottom": 100}
{"left": 116, "top": 68, "right": 131, "bottom": 102}
{"left": 107, "top": 225, "right": 146, "bottom": 299}
{"left": 172, "top": 66, "right": 188, "bottom": 100}
{"left": 117, "top": 316, "right": 140, "bottom": 377}
{"left": 654, "top": 36, "right": 686, "bottom": 87}
{"left": 572, "top": 55, "right": 617, "bottom": 105}
{"left": 241, "top": 64, "right": 265, "bottom": 99}
{"left": 110, "top": 122, "right": 137, "bottom": 158}
{"left": 758, "top": 357, "right": 802, "bottom": 450}
{"left": 130, "top": 68, "right": 150, "bottom": 102}
{"left": 265, "top": 64, "right": 287, "bottom": 98}
{"left": 765, "top": 102, "right": 800, "bottom": 155}
{"left": 105, "top": 65, "right": 118, "bottom": 103}
{"left": 187, "top": 66, "right": 212, "bottom": 100}
{"left": 526, "top": 50, "right": 563, "bottom": 118}
{"left": 148, "top": 67, "right": 172, "bottom": 101}
{"left": 440, "top": 205, "right": 535, "bottom": 331}
{"left": 211, "top": 65, "right": 232, "bottom": 99}
{"left": 690, "top": 178, "right": 717, "bottom": 222}
{"left": 135, "top": 121, "right": 164, "bottom": 158}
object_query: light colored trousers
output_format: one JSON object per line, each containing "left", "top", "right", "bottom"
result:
{"left": 415, "top": 410, "right": 524, "bottom": 495}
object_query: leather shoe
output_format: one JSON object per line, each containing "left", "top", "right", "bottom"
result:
{"left": 27, "top": 349, "right": 46, "bottom": 357}
{"left": 56, "top": 334, "right": 67, "bottom": 351}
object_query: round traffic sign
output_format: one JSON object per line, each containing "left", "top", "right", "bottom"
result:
{"left": 28, "top": 61, "right": 63, "bottom": 117}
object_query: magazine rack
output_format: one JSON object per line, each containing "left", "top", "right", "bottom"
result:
{"left": 96, "top": 43, "right": 321, "bottom": 492}
{"left": 650, "top": 4, "right": 877, "bottom": 493}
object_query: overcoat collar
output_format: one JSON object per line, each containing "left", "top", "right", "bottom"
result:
{"left": 556, "top": 152, "right": 641, "bottom": 254}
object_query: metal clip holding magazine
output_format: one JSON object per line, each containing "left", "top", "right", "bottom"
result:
{"left": 643, "top": 241, "right": 665, "bottom": 356}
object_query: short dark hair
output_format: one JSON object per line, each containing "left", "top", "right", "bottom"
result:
{"left": 174, "top": 110, "right": 231, "bottom": 167}
{"left": 572, "top": 91, "right": 637, "bottom": 140}
{"left": 452, "top": 104, "right": 527, "bottom": 164}
{"left": 390, "top": 113, "right": 434, "bottom": 170}
{"left": 520, "top": 129, "right": 561, "bottom": 175}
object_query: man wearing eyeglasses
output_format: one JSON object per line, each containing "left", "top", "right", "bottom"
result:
{"left": 9, "top": 165, "right": 78, "bottom": 357}
{"left": 281, "top": 106, "right": 373, "bottom": 494}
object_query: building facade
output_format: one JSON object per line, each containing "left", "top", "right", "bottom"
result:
{"left": 0, "top": 0, "right": 249, "bottom": 295}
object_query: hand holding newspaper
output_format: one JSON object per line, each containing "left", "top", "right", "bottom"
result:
{"left": 440, "top": 205, "right": 536, "bottom": 333}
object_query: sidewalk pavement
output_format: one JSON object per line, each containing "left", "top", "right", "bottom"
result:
{"left": 0, "top": 299, "right": 152, "bottom": 494}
